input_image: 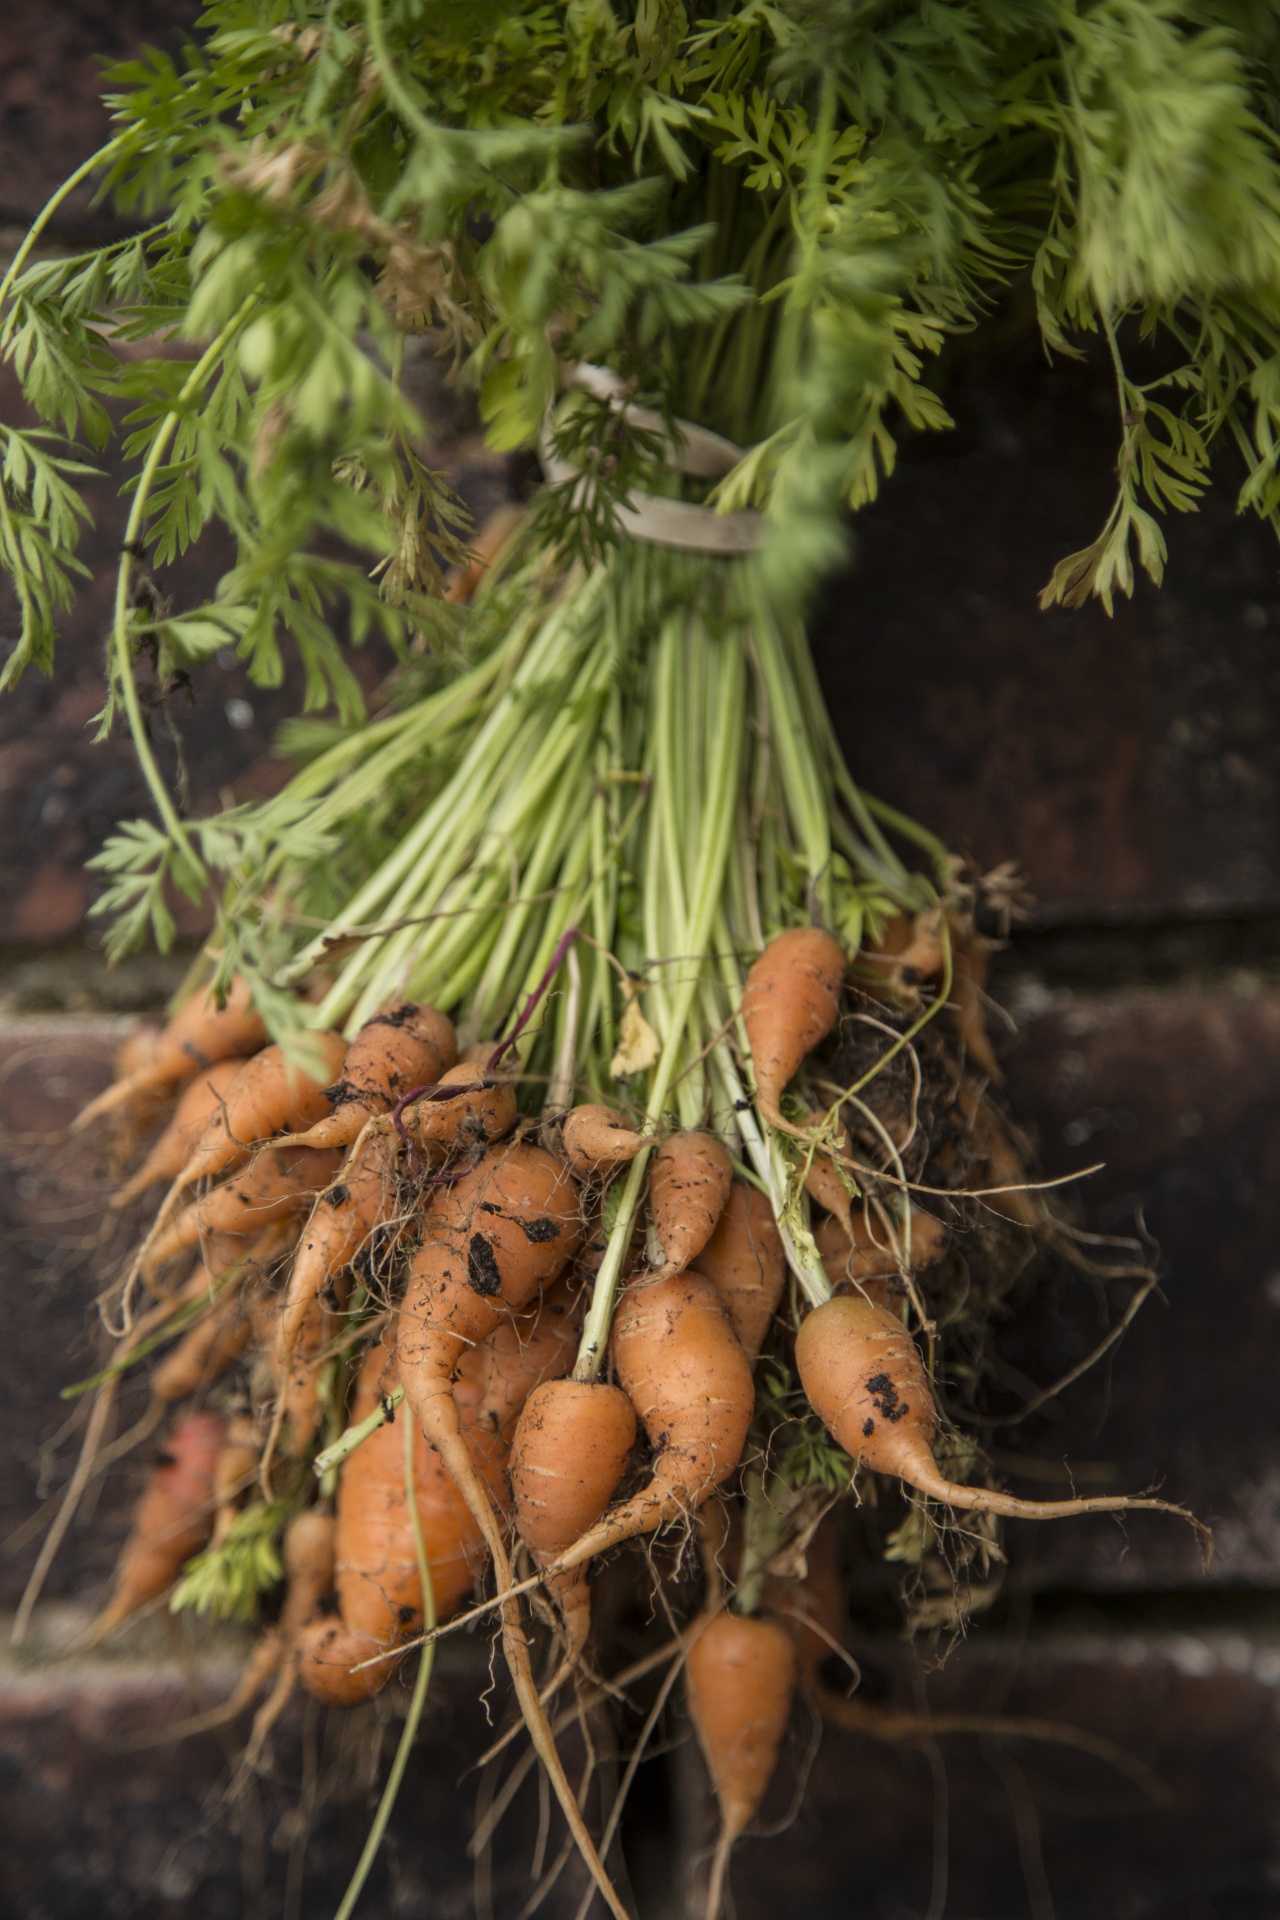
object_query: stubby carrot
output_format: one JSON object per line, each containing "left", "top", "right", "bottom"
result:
{"left": 284, "top": 1002, "right": 457, "bottom": 1150}
{"left": 561, "top": 1104, "right": 646, "bottom": 1178}
{"left": 691, "top": 1182, "right": 786, "bottom": 1360}
{"left": 649, "top": 1131, "right": 733, "bottom": 1279}
{"left": 388, "top": 1062, "right": 517, "bottom": 1163}
{"left": 741, "top": 928, "right": 846, "bottom": 1132}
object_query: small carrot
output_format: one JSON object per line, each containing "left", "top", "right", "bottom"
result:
{"left": 277, "top": 1130, "right": 401, "bottom": 1364}
{"left": 173, "top": 1034, "right": 349, "bottom": 1191}
{"left": 283, "top": 1002, "right": 457, "bottom": 1150}
{"left": 458, "top": 1273, "right": 584, "bottom": 1448}
{"left": 389, "top": 1062, "right": 517, "bottom": 1163}
{"left": 296, "top": 1341, "right": 498, "bottom": 1705}
{"left": 209, "top": 1414, "right": 260, "bottom": 1548}
{"left": 536, "top": 1271, "right": 754, "bottom": 1584}
{"left": 685, "top": 1608, "right": 798, "bottom": 1920}
{"left": 111, "top": 1058, "right": 246, "bottom": 1210}
{"left": 948, "top": 926, "right": 1001, "bottom": 1079}
{"left": 561, "top": 1104, "right": 646, "bottom": 1178}
{"left": 691, "top": 1182, "right": 786, "bottom": 1360}
{"left": 149, "top": 1247, "right": 256, "bottom": 1405}
{"left": 81, "top": 1411, "right": 225, "bottom": 1646}
{"left": 741, "top": 927, "right": 846, "bottom": 1132}
{"left": 509, "top": 1378, "right": 636, "bottom": 1661}
{"left": 813, "top": 1205, "right": 949, "bottom": 1296}
{"left": 73, "top": 977, "right": 266, "bottom": 1132}
{"left": 796, "top": 1295, "right": 1203, "bottom": 1528}
{"left": 649, "top": 1131, "right": 733, "bottom": 1279}
{"left": 142, "top": 1145, "right": 342, "bottom": 1280}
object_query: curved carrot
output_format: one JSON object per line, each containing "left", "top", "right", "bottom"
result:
{"left": 796, "top": 1295, "right": 1203, "bottom": 1528}
{"left": 741, "top": 928, "right": 845, "bottom": 1132}
{"left": 277, "top": 1131, "right": 401, "bottom": 1362}
{"left": 174, "top": 1034, "right": 348, "bottom": 1191}
{"left": 285, "top": 1002, "right": 457, "bottom": 1150}
{"left": 538, "top": 1271, "right": 754, "bottom": 1583}
{"left": 142, "top": 1145, "right": 342, "bottom": 1280}
{"left": 389, "top": 1062, "right": 517, "bottom": 1163}
{"left": 561, "top": 1104, "right": 645, "bottom": 1178}
{"left": 649, "top": 1131, "right": 733, "bottom": 1279}
{"left": 691, "top": 1182, "right": 786, "bottom": 1360}
{"left": 73, "top": 977, "right": 266, "bottom": 1132}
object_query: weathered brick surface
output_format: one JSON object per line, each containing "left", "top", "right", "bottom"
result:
{"left": 0, "top": 1637, "right": 588, "bottom": 1920}
{"left": 713, "top": 1627, "right": 1280, "bottom": 1920}
{"left": 812, "top": 332, "right": 1280, "bottom": 922}
{"left": 994, "top": 983, "right": 1280, "bottom": 1588}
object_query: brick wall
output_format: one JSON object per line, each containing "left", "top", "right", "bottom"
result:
{"left": 4, "top": 10, "right": 1280, "bottom": 1917}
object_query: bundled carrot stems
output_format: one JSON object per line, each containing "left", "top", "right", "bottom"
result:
{"left": 10, "top": 0, "right": 1278, "bottom": 1909}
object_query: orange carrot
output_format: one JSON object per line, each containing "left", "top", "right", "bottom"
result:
{"left": 396, "top": 1149, "right": 627, "bottom": 1919}
{"left": 741, "top": 928, "right": 845, "bottom": 1131}
{"left": 561, "top": 1104, "right": 646, "bottom": 1178}
{"left": 111, "top": 1058, "right": 246, "bottom": 1210}
{"left": 796, "top": 1296, "right": 1201, "bottom": 1526}
{"left": 284, "top": 1001, "right": 457, "bottom": 1150}
{"left": 210, "top": 1414, "right": 260, "bottom": 1547}
{"left": 853, "top": 909, "right": 944, "bottom": 1004}
{"left": 813, "top": 1205, "right": 949, "bottom": 1297}
{"left": 390, "top": 1062, "right": 517, "bottom": 1162}
{"left": 277, "top": 1131, "right": 401, "bottom": 1364}
{"left": 148, "top": 1244, "right": 258, "bottom": 1404}
{"left": 142, "top": 1145, "right": 342, "bottom": 1279}
{"left": 82, "top": 1411, "right": 225, "bottom": 1645}
{"left": 691, "top": 1182, "right": 785, "bottom": 1360}
{"left": 173, "top": 1034, "right": 348, "bottom": 1191}
{"left": 537, "top": 1271, "right": 754, "bottom": 1583}
{"left": 458, "top": 1273, "right": 584, "bottom": 1448}
{"left": 509, "top": 1378, "right": 636, "bottom": 1660}
{"left": 73, "top": 977, "right": 266, "bottom": 1131}
{"left": 649, "top": 1131, "right": 733, "bottom": 1279}
{"left": 685, "top": 1609, "right": 797, "bottom": 1919}
{"left": 296, "top": 1341, "right": 499, "bottom": 1705}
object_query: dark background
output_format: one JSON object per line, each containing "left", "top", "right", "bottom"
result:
{"left": 4, "top": 7, "right": 1280, "bottom": 1917}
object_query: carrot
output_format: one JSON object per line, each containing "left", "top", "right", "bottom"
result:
{"left": 390, "top": 1062, "right": 517, "bottom": 1162}
{"left": 685, "top": 1608, "right": 798, "bottom": 1920}
{"left": 458, "top": 1273, "right": 584, "bottom": 1448}
{"left": 536, "top": 1271, "right": 754, "bottom": 1587}
{"left": 297, "top": 1341, "right": 498, "bottom": 1705}
{"left": 276, "top": 1291, "right": 340, "bottom": 1460}
{"left": 149, "top": 1251, "right": 255, "bottom": 1403}
{"left": 690, "top": 1182, "right": 786, "bottom": 1360}
{"left": 111, "top": 1058, "right": 246, "bottom": 1210}
{"left": 283, "top": 1001, "right": 457, "bottom": 1150}
{"left": 142, "top": 1145, "right": 342, "bottom": 1280}
{"left": 82, "top": 1411, "right": 225, "bottom": 1645}
{"left": 509, "top": 1378, "right": 636, "bottom": 1661}
{"left": 796, "top": 1295, "right": 1203, "bottom": 1526}
{"left": 396, "top": 1148, "right": 627, "bottom": 1919}
{"left": 649, "top": 1131, "right": 733, "bottom": 1279}
{"left": 853, "top": 909, "right": 944, "bottom": 1003}
{"left": 561, "top": 1104, "right": 645, "bottom": 1178}
{"left": 73, "top": 977, "right": 266, "bottom": 1131}
{"left": 948, "top": 927, "right": 1001, "bottom": 1079}
{"left": 964, "top": 1085, "right": 1041, "bottom": 1227}
{"left": 277, "top": 1131, "right": 401, "bottom": 1363}
{"left": 813, "top": 1205, "right": 949, "bottom": 1297}
{"left": 172, "top": 1034, "right": 348, "bottom": 1191}
{"left": 800, "top": 1140, "right": 854, "bottom": 1242}
{"left": 741, "top": 928, "right": 846, "bottom": 1132}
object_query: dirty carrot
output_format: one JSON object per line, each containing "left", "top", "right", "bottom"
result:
{"left": 73, "top": 977, "right": 266, "bottom": 1132}
{"left": 649, "top": 1131, "right": 733, "bottom": 1278}
{"left": 284, "top": 1002, "right": 457, "bottom": 1150}
{"left": 691, "top": 1182, "right": 786, "bottom": 1360}
{"left": 741, "top": 928, "right": 846, "bottom": 1133}
{"left": 561, "top": 1104, "right": 646, "bottom": 1178}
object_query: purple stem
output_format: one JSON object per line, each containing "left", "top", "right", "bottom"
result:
{"left": 486, "top": 925, "right": 579, "bottom": 1077}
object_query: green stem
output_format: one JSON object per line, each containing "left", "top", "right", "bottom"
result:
{"left": 331, "top": 1406, "right": 436, "bottom": 1920}
{"left": 573, "top": 614, "right": 745, "bottom": 1380}
{"left": 0, "top": 138, "right": 125, "bottom": 316}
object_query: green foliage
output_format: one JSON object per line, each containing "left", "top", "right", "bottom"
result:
{"left": 170, "top": 1500, "right": 288, "bottom": 1623}
{"left": 6, "top": 0, "right": 1280, "bottom": 953}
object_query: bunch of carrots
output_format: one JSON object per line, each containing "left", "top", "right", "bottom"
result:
{"left": 32, "top": 886, "right": 1202, "bottom": 1918}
